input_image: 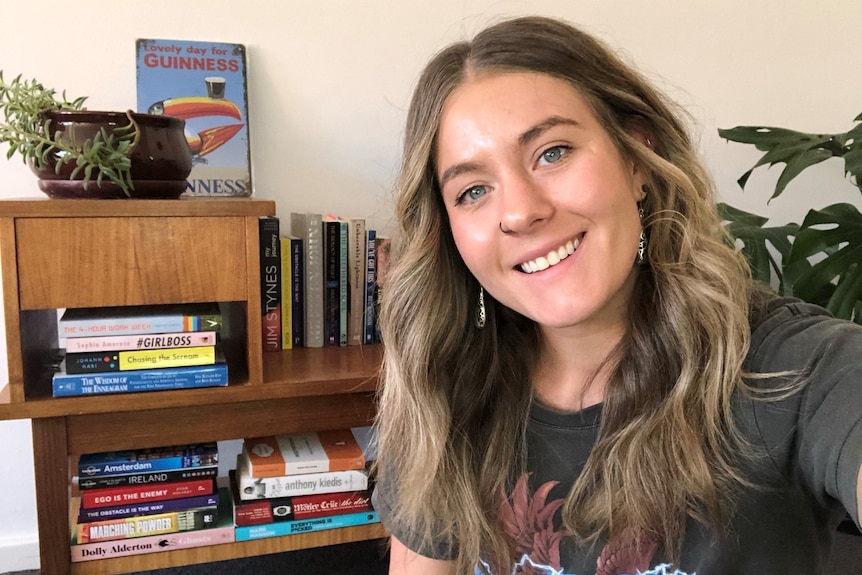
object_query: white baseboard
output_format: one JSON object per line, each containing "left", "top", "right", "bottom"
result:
{"left": 0, "top": 534, "right": 40, "bottom": 572}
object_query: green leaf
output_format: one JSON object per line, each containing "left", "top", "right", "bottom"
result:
{"left": 718, "top": 203, "right": 799, "bottom": 292}
{"left": 772, "top": 148, "right": 834, "bottom": 201}
{"left": 784, "top": 203, "right": 862, "bottom": 323}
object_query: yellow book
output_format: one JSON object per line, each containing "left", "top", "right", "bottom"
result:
{"left": 116, "top": 346, "right": 216, "bottom": 371}
{"left": 280, "top": 236, "right": 293, "bottom": 349}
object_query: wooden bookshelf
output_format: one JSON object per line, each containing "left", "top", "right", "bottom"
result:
{"left": 0, "top": 198, "right": 386, "bottom": 575}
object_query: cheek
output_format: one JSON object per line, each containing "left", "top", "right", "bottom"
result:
{"left": 448, "top": 216, "right": 492, "bottom": 269}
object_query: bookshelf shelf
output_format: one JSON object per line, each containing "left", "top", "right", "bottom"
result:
{"left": 0, "top": 198, "right": 386, "bottom": 575}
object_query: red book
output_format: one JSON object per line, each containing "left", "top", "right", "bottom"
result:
{"left": 80, "top": 478, "right": 215, "bottom": 509}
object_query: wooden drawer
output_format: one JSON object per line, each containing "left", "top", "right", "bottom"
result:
{"left": 16, "top": 216, "right": 248, "bottom": 309}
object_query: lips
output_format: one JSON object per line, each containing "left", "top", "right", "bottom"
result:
{"left": 518, "top": 234, "right": 583, "bottom": 273}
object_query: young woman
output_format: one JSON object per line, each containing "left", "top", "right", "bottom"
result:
{"left": 372, "top": 15, "right": 862, "bottom": 575}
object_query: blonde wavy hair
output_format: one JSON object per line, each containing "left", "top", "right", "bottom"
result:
{"left": 375, "top": 15, "right": 756, "bottom": 573}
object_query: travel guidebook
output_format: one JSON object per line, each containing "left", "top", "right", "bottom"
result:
{"left": 135, "top": 38, "right": 252, "bottom": 196}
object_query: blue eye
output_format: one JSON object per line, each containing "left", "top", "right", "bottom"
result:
{"left": 456, "top": 185, "right": 487, "bottom": 205}
{"left": 540, "top": 145, "right": 568, "bottom": 164}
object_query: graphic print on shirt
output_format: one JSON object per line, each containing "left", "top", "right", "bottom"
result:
{"left": 479, "top": 473, "right": 694, "bottom": 575}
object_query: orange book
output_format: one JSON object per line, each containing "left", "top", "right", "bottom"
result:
{"left": 242, "top": 428, "right": 366, "bottom": 478}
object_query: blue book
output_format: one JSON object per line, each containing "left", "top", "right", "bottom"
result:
{"left": 52, "top": 362, "right": 228, "bottom": 398}
{"left": 234, "top": 510, "right": 379, "bottom": 541}
{"left": 78, "top": 442, "right": 219, "bottom": 478}
{"left": 78, "top": 493, "right": 220, "bottom": 522}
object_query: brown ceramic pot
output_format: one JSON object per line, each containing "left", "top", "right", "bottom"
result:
{"left": 30, "top": 110, "right": 192, "bottom": 199}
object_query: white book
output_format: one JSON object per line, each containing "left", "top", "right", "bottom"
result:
{"left": 235, "top": 453, "right": 369, "bottom": 500}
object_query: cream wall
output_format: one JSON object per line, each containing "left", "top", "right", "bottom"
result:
{"left": 1, "top": 0, "right": 860, "bottom": 570}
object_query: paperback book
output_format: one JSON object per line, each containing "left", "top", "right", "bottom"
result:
{"left": 78, "top": 442, "right": 218, "bottom": 479}
{"left": 234, "top": 510, "right": 379, "bottom": 542}
{"left": 242, "top": 428, "right": 365, "bottom": 478}
{"left": 59, "top": 303, "right": 222, "bottom": 337}
{"left": 259, "top": 216, "right": 281, "bottom": 352}
{"left": 51, "top": 361, "right": 228, "bottom": 397}
{"left": 64, "top": 345, "right": 216, "bottom": 374}
{"left": 77, "top": 466, "right": 218, "bottom": 490}
{"left": 235, "top": 453, "right": 369, "bottom": 500}
{"left": 136, "top": 38, "right": 252, "bottom": 196}
{"left": 64, "top": 331, "right": 217, "bottom": 353}
{"left": 71, "top": 487, "right": 234, "bottom": 562}
{"left": 76, "top": 505, "right": 218, "bottom": 543}
{"left": 80, "top": 478, "right": 216, "bottom": 509}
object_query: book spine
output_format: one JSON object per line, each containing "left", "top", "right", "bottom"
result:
{"left": 77, "top": 506, "right": 218, "bottom": 543}
{"left": 80, "top": 479, "right": 216, "bottom": 509}
{"left": 363, "top": 229, "right": 377, "bottom": 344}
{"left": 346, "top": 218, "right": 366, "bottom": 346}
{"left": 78, "top": 492, "right": 219, "bottom": 522}
{"left": 243, "top": 429, "right": 364, "bottom": 478}
{"left": 290, "top": 236, "right": 304, "bottom": 347}
{"left": 291, "top": 213, "right": 323, "bottom": 347}
{"left": 323, "top": 220, "right": 341, "bottom": 347}
{"left": 59, "top": 312, "right": 222, "bottom": 337}
{"left": 78, "top": 466, "right": 219, "bottom": 490}
{"left": 71, "top": 524, "right": 235, "bottom": 561}
{"left": 279, "top": 236, "right": 293, "bottom": 350}
{"left": 233, "top": 488, "right": 373, "bottom": 526}
{"left": 237, "top": 454, "right": 369, "bottom": 500}
{"left": 53, "top": 363, "right": 229, "bottom": 398}
{"left": 64, "top": 346, "right": 216, "bottom": 374}
{"left": 79, "top": 443, "right": 218, "bottom": 478}
{"left": 259, "top": 216, "right": 282, "bottom": 352}
{"left": 64, "top": 331, "right": 218, "bottom": 353}
{"left": 234, "top": 511, "right": 379, "bottom": 541}
{"left": 338, "top": 220, "right": 349, "bottom": 346}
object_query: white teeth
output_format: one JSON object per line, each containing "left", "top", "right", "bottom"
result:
{"left": 519, "top": 236, "right": 581, "bottom": 274}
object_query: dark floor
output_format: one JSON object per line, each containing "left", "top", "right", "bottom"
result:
{"left": 5, "top": 531, "right": 862, "bottom": 574}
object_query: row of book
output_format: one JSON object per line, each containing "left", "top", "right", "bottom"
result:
{"left": 51, "top": 303, "right": 228, "bottom": 397}
{"left": 259, "top": 214, "right": 391, "bottom": 351}
{"left": 70, "top": 427, "right": 379, "bottom": 562}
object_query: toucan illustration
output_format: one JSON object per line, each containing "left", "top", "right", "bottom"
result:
{"left": 147, "top": 96, "right": 244, "bottom": 158}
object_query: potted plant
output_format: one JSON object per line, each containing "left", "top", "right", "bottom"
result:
{"left": 718, "top": 114, "right": 862, "bottom": 324}
{"left": 0, "top": 71, "right": 192, "bottom": 198}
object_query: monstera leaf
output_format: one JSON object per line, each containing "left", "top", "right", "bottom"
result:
{"left": 784, "top": 203, "right": 862, "bottom": 322}
{"left": 719, "top": 113, "right": 862, "bottom": 324}
{"left": 717, "top": 203, "right": 799, "bottom": 292}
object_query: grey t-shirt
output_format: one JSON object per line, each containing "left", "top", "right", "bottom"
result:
{"left": 374, "top": 298, "right": 862, "bottom": 574}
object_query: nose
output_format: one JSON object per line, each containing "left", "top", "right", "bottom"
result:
{"left": 498, "top": 169, "right": 553, "bottom": 234}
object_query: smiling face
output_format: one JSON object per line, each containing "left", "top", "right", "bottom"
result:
{"left": 436, "top": 71, "right": 647, "bottom": 336}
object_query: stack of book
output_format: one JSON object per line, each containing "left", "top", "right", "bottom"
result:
{"left": 259, "top": 214, "right": 391, "bottom": 352}
{"left": 231, "top": 427, "right": 378, "bottom": 541}
{"left": 53, "top": 302, "right": 228, "bottom": 397}
{"left": 70, "top": 442, "right": 234, "bottom": 561}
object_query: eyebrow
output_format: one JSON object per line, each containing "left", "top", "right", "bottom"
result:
{"left": 437, "top": 115, "right": 581, "bottom": 188}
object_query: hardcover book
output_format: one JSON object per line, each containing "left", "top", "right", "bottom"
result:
{"left": 76, "top": 505, "right": 218, "bottom": 543}
{"left": 59, "top": 303, "right": 222, "bottom": 338}
{"left": 322, "top": 218, "right": 343, "bottom": 347}
{"left": 234, "top": 510, "right": 379, "bottom": 542}
{"left": 79, "top": 443, "right": 218, "bottom": 478}
{"left": 259, "top": 216, "right": 281, "bottom": 352}
{"left": 51, "top": 361, "right": 229, "bottom": 397}
{"left": 78, "top": 492, "right": 219, "bottom": 523}
{"left": 80, "top": 478, "right": 216, "bottom": 509}
{"left": 71, "top": 487, "right": 234, "bottom": 562}
{"left": 64, "top": 345, "right": 216, "bottom": 374}
{"left": 235, "top": 453, "right": 369, "bottom": 500}
{"left": 230, "top": 469, "right": 373, "bottom": 526}
{"left": 135, "top": 38, "right": 252, "bottom": 196}
{"left": 77, "top": 466, "right": 218, "bottom": 491}
{"left": 290, "top": 212, "right": 324, "bottom": 347}
{"left": 242, "top": 428, "right": 365, "bottom": 478}
{"left": 64, "top": 331, "right": 217, "bottom": 353}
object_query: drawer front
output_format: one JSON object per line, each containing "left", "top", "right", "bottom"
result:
{"left": 17, "top": 216, "right": 248, "bottom": 309}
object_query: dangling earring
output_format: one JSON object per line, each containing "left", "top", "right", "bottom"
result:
{"left": 637, "top": 206, "right": 647, "bottom": 265}
{"left": 476, "top": 287, "right": 486, "bottom": 329}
